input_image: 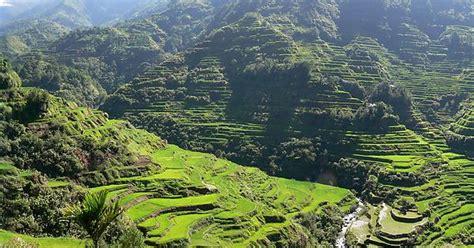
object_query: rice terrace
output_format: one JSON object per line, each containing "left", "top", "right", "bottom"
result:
{"left": 0, "top": 0, "right": 472, "bottom": 247}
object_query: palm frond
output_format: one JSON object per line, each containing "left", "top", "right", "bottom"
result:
{"left": 64, "top": 191, "right": 123, "bottom": 244}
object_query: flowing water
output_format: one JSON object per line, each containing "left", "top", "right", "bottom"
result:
{"left": 335, "top": 198, "right": 364, "bottom": 248}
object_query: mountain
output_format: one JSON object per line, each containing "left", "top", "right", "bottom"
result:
{"left": 0, "top": 0, "right": 170, "bottom": 33}
{"left": 4, "top": 0, "right": 472, "bottom": 107}
{"left": 98, "top": 1, "right": 473, "bottom": 246}
{"left": 0, "top": 0, "right": 473, "bottom": 246}
{"left": 2, "top": 0, "right": 219, "bottom": 106}
{"left": 103, "top": 10, "right": 472, "bottom": 174}
{"left": 0, "top": 0, "right": 170, "bottom": 59}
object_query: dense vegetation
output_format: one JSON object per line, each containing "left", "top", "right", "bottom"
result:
{"left": 0, "top": 0, "right": 473, "bottom": 246}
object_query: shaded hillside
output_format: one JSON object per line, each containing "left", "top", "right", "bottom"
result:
{"left": 4, "top": 0, "right": 217, "bottom": 106}
{"left": 103, "top": 12, "right": 473, "bottom": 175}
{"left": 4, "top": 0, "right": 472, "bottom": 106}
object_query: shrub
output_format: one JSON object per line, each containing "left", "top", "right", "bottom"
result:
{"left": 338, "top": 79, "right": 365, "bottom": 99}
{"left": 298, "top": 205, "right": 344, "bottom": 245}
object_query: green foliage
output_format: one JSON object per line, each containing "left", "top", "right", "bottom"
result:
{"left": 268, "top": 137, "right": 328, "bottom": 178}
{"left": 339, "top": 79, "right": 366, "bottom": 99}
{"left": 0, "top": 59, "right": 21, "bottom": 89}
{"left": 11, "top": 90, "right": 50, "bottom": 123}
{"left": 0, "top": 1, "right": 473, "bottom": 246}
{"left": 0, "top": 174, "right": 83, "bottom": 237}
{"left": 0, "top": 20, "right": 70, "bottom": 57}
{"left": 109, "top": 224, "right": 145, "bottom": 248}
{"left": 12, "top": 132, "right": 83, "bottom": 177}
{"left": 212, "top": 0, "right": 340, "bottom": 41}
{"left": 18, "top": 56, "right": 106, "bottom": 106}
{"left": 65, "top": 192, "right": 123, "bottom": 248}
{"left": 439, "top": 26, "right": 473, "bottom": 60}
{"left": 446, "top": 107, "right": 474, "bottom": 154}
{"left": 354, "top": 102, "right": 399, "bottom": 131}
{"left": 298, "top": 205, "right": 344, "bottom": 246}
{"left": 369, "top": 82, "right": 413, "bottom": 122}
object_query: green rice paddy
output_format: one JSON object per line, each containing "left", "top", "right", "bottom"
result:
{"left": 91, "top": 145, "right": 354, "bottom": 246}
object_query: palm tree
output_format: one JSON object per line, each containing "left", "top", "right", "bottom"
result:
{"left": 65, "top": 191, "right": 123, "bottom": 248}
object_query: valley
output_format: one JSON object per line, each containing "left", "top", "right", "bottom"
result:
{"left": 0, "top": 0, "right": 472, "bottom": 247}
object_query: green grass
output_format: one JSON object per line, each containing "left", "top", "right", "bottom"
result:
{"left": 379, "top": 206, "right": 425, "bottom": 235}
{"left": 90, "top": 184, "right": 128, "bottom": 193}
{"left": 0, "top": 162, "right": 15, "bottom": 171}
{"left": 215, "top": 198, "right": 256, "bottom": 219}
{"left": 147, "top": 194, "right": 219, "bottom": 208}
{"left": 0, "top": 230, "right": 84, "bottom": 248}
{"left": 138, "top": 169, "right": 186, "bottom": 181}
{"left": 127, "top": 194, "right": 219, "bottom": 221}
{"left": 139, "top": 213, "right": 172, "bottom": 230}
{"left": 157, "top": 214, "right": 211, "bottom": 243}
{"left": 118, "top": 192, "right": 151, "bottom": 206}
{"left": 444, "top": 220, "right": 473, "bottom": 237}
{"left": 0, "top": 80, "right": 366, "bottom": 246}
{"left": 47, "top": 180, "right": 70, "bottom": 188}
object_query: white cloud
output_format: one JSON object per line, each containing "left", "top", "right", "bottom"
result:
{"left": 0, "top": 0, "right": 13, "bottom": 7}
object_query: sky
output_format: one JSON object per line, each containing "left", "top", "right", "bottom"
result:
{"left": 0, "top": 0, "right": 12, "bottom": 7}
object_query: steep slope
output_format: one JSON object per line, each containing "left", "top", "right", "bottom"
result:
{"left": 97, "top": 6, "right": 474, "bottom": 246}
{"left": 0, "top": 0, "right": 170, "bottom": 58}
{"left": 0, "top": 60, "right": 355, "bottom": 247}
{"left": 103, "top": 12, "right": 473, "bottom": 177}
{"left": 0, "top": 1, "right": 473, "bottom": 246}
{"left": 0, "top": 20, "right": 70, "bottom": 57}
{"left": 10, "top": 25, "right": 168, "bottom": 106}
{"left": 103, "top": 14, "right": 362, "bottom": 178}
{"left": 446, "top": 104, "right": 474, "bottom": 154}
{"left": 5, "top": 0, "right": 215, "bottom": 105}
{"left": 5, "top": 0, "right": 472, "bottom": 107}
{"left": 210, "top": 0, "right": 340, "bottom": 41}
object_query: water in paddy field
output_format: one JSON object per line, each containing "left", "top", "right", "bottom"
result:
{"left": 335, "top": 198, "right": 364, "bottom": 248}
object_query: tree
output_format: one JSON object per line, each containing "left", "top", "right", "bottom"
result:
{"left": 0, "top": 58, "right": 22, "bottom": 89}
{"left": 369, "top": 82, "right": 413, "bottom": 122}
{"left": 355, "top": 102, "right": 399, "bottom": 131}
{"left": 65, "top": 191, "right": 123, "bottom": 248}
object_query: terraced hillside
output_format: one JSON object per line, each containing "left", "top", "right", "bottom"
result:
{"left": 0, "top": 86, "right": 355, "bottom": 247}
{"left": 103, "top": 14, "right": 305, "bottom": 149}
{"left": 91, "top": 145, "right": 354, "bottom": 246}
{"left": 452, "top": 107, "right": 474, "bottom": 137}
{"left": 99, "top": 8, "right": 474, "bottom": 246}
{"left": 103, "top": 15, "right": 370, "bottom": 146}
{"left": 346, "top": 124, "right": 440, "bottom": 172}
{"left": 347, "top": 140, "right": 474, "bottom": 246}
{"left": 1, "top": 1, "right": 473, "bottom": 246}
{"left": 104, "top": 15, "right": 472, "bottom": 169}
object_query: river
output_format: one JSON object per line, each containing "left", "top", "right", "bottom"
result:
{"left": 335, "top": 198, "right": 364, "bottom": 248}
